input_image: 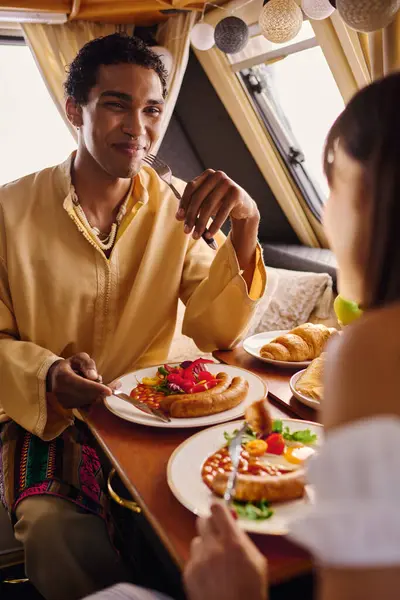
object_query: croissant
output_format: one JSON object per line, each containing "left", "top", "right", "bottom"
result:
{"left": 295, "top": 354, "right": 325, "bottom": 401}
{"left": 260, "top": 323, "right": 337, "bottom": 362}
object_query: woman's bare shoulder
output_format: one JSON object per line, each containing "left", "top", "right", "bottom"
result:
{"left": 323, "top": 303, "right": 400, "bottom": 430}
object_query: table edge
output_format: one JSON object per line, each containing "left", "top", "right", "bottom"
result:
{"left": 83, "top": 412, "right": 185, "bottom": 572}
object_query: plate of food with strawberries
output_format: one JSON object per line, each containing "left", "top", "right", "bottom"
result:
{"left": 104, "top": 358, "right": 267, "bottom": 428}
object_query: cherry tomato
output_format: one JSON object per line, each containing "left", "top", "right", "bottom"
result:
{"left": 265, "top": 433, "right": 285, "bottom": 455}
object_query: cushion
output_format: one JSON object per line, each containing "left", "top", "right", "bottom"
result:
{"left": 168, "top": 266, "right": 336, "bottom": 362}
{"left": 245, "top": 266, "right": 336, "bottom": 336}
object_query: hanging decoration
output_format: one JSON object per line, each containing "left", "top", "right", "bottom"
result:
{"left": 190, "top": 22, "right": 215, "bottom": 51}
{"left": 151, "top": 46, "right": 174, "bottom": 74}
{"left": 302, "top": 0, "right": 335, "bottom": 20}
{"left": 337, "top": 0, "right": 400, "bottom": 33}
{"left": 259, "top": 0, "right": 303, "bottom": 44}
{"left": 214, "top": 16, "right": 249, "bottom": 54}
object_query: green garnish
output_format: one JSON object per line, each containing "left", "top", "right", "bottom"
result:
{"left": 158, "top": 366, "right": 169, "bottom": 377}
{"left": 283, "top": 427, "right": 317, "bottom": 444}
{"left": 232, "top": 500, "right": 273, "bottom": 521}
{"left": 153, "top": 383, "right": 175, "bottom": 396}
{"left": 272, "top": 419, "right": 283, "bottom": 433}
{"left": 224, "top": 426, "right": 257, "bottom": 446}
{"left": 272, "top": 420, "right": 317, "bottom": 445}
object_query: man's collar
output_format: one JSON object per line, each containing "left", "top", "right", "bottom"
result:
{"left": 58, "top": 151, "right": 149, "bottom": 210}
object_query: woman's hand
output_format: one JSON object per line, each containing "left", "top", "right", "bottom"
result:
{"left": 184, "top": 503, "right": 268, "bottom": 600}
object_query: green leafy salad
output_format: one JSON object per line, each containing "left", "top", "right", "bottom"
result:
{"left": 232, "top": 500, "right": 273, "bottom": 521}
{"left": 271, "top": 419, "right": 318, "bottom": 445}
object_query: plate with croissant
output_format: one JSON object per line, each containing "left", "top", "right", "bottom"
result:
{"left": 243, "top": 323, "right": 337, "bottom": 368}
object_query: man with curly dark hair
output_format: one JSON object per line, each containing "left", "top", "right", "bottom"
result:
{"left": 0, "top": 33, "right": 265, "bottom": 600}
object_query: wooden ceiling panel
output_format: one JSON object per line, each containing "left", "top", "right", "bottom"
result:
{"left": 0, "top": 0, "right": 222, "bottom": 24}
{"left": 0, "top": 1, "right": 69, "bottom": 10}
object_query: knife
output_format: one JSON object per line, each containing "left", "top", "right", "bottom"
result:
{"left": 112, "top": 389, "right": 171, "bottom": 423}
{"left": 224, "top": 422, "right": 248, "bottom": 505}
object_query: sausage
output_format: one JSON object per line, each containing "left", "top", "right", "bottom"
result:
{"left": 210, "top": 468, "right": 305, "bottom": 503}
{"left": 244, "top": 399, "right": 273, "bottom": 437}
{"left": 159, "top": 372, "right": 231, "bottom": 413}
{"left": 169, "top": 376, "right": 249, "bottom": 418}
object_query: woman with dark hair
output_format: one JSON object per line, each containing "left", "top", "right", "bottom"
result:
{"left": 86, "top": 72, "right": 400, "bottom": 600}
{"left": 183, "top": 71, "right": 400, "bottom": 600}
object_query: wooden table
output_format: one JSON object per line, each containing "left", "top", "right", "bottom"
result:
{"left": 83, "top": 346, "right": 319, "bottom": 589}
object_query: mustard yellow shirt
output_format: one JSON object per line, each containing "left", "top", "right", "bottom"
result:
{"left": 0, "top": 154, "right": 266, "bottom": 440}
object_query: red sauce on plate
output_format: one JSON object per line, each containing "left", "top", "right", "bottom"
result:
{"left": 130, "top": 384, "right": 165, "bottom": 410}
{"left": 202, "top": 447, "right": 291, "bottom": 489}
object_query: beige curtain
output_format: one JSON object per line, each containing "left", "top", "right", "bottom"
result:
{"left": 153, "top": 11, "right": 197, "bottom": 153}
{"left": 22, "top": 22, "right": 124, "bottom": 139}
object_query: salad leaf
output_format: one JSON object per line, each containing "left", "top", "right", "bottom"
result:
{"left": 180, "top": 361, "right": 192, "bottom": 369}
{"left": 272, "top": 419, "right": 283, "bottom": 434}
{"left": 158, "top": 366, "right": 169, "bottom": 377}
{"left": 232, "top": 500, "right": 273, "bottom": 521}
{"left": 272, "top": 420, "right": 317, "bottom": 445}
{"left": 153, "top": 383, "right": 175, "bottom": 396}
{"left": 283, "top": 427, "right": 317, "bottom": 445}
{"left": 224, "top": 426, "right": 257, "bottom": 446}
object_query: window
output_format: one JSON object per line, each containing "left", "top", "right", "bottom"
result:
{"left": 232, "top": 22, "right": 345, "bottom": 217}
{"left": 0, "top": 39, "right": 76, "bottom": 186}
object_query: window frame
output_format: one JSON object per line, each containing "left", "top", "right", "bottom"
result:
{"left": 239, "top": 60, "right": 325, "bottom": 221}
{"left": 230, "top": 26, "right": 334, "bottom": 221}
{"left": 0, "top": 34, "right": 25, "bottom": 46}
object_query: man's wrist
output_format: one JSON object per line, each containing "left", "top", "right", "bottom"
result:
{"left": 230, "top": 212, "right": 260, "bottom": 271}
{"left": 46, "top": 359, "right": 63, "bottom": 392}
{"left": 231, "top": 212, "right": 260, "bottom": 236}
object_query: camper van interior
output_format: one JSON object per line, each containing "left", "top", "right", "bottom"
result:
{"left": 0, "top": 1, "right": 400, "bottom": 600}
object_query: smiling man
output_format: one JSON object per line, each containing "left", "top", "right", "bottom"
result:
{"left": 0, "top": 34, "right": 266, "bottom": 600}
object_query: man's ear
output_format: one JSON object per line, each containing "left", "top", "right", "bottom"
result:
{"left": 66, "top": 97, "right": 83, "bottom": 129}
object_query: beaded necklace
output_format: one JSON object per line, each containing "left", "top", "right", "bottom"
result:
{"left": 71, "top": 187, "right": 131, "bottom": 252}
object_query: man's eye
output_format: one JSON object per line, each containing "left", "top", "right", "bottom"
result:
{"left": 106, "top": 102, "right": 125, "bottom": 110}
{"left": 145, "top": 107, "right": 162, "bottom": 115}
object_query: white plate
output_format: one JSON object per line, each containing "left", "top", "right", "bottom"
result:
{"left": 290, "top": 370, "right": 321, "bottom": 409}
{"left": 104, "top": 364, "right": 267, "bottom": 428}
{"left": 168, "top": 418, "right": 323, "bottom": 535}
{"left": 243, "top": 331, "right": 313, "bottom": 368}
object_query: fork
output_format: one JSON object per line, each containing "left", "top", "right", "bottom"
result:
{"left": 224, "top": 422, "right": 248, "bottom": 507}
{"left": 143, "top": 153, "right": 218, "bottom": 251}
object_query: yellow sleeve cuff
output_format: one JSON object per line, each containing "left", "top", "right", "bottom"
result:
{"left": 247, "top": 245, "right": 266, "bottom": 301}
{"left": 222, "top": 234, "right": 266, "bottom": 302}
